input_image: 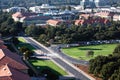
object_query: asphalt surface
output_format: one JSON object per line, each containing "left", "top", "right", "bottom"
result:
{"left": 53, "top": 58, "right": 90, "bottom": 80}
{"left": 24, "top": 37, "right": 90, "bottom": 80}
{"left": 50, "top": 46, "right": 89, "bottom": 65}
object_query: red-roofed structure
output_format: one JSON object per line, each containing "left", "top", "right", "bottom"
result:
{"left": 79, "top": 13, "right": 93, "bottom": 19}
{"left": 94, "top": 12, "right": 114, "bottom": 20}
{"left": 0, "top": 64, "right": 31, "bottom": 80}
{"left": 75, "top": 17, "right": 110, "bottom": 26}
{"left": 0, "top": 49, "right": 28, "bottom": 74}
{"left": 47, "top": 19, "right": 64, "bottom": 27}
{"left": 0, "top": 39, "right": 31, "bottom": 80}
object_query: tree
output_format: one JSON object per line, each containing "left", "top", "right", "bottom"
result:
{"left": 89, "top": 56, "right": 108, "bottom": 74}
{"left": 109, "top": 67, "right": 120, "bottom": 80}
{"left": 20, "top": 46, "right": 28, "bottom": 53}
{"left": 20, "top": 46, "right": 33, "bottom": 60}
{"left": 86, "top": 50, "right": 94, "bottom": 57}
{"left": 113, "top": 44, "right": 120, "bottom": 55}
{"left": 61, "top": 6, "right": 66, "bottom": 11}
{"left": 100, "top": 62, "right": 118, "bottom": 80}
{"left": 66, "top": 6, "right": 71, "bottom": 11}
{"left": 38, "top": 34, "right": 47, "bottom": 43}
{"left": 23, "top": 50, "right": 33, "bottom": 60}
{"left": 25, "top": 24, "right": 35, "bottom": 36}
{"left": 12, "top": 37, "right": 20, "bottom": 44}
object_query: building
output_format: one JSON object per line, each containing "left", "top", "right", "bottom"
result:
{"left": 12, "top": 12, "right": 52, "bottom": 25}
{"left": 94, "top": 11, "right": 114, "bottom": 20}
{"left": 79, "top": 13, "right": 93, "bottom": 19}
{"left": 29, "top": 4, "right": 59, "bottom": 13}
{"left": 0, "top": 64, "right": 31, "bottom": 80}
{"left": 46, "top": 19, "right": 64, "bottom": 27}
{"left": 0, "top": 38, "right": 30, "bottom": 80}
{"left": 46, "top": 19, "right": 72, "bottom": 27}
{"left": 75, "top": 17, "right": 110, "bottom": 26}
{"left": 0, "top": 40, "right": 7, "bottom": 49}
{"left": 80, "top": 0, "right": 110, "bottom": 8}
{"left": 0, "top": 48, "right": 31, "bottom": 80}
{"left": 113, "top": 14, "right": 120, "bottom": 21}
{"left": 5, "top": 7, "right": 27, "bottom": 13}
{"left": 59, "top": 10, "right": 75, "bottom": 20}
{"left": 0, "top": 49, "right": 29, "bottom": 73}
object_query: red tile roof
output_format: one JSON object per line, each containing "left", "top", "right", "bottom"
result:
{"left": 75, "top": 17, "right": 109, "bottom": 25}
{"left": 79, "top": 14, "right": 93, "bottom": 19}
{"left": 75, "top": 20, "right": 84, "bottom": 25}
{"left": 0, "top": 49, "right": 28, "bottom": 70}
{"left": 0, "top": 45, "right": 7, "bottom": 49}
{"left": 47, "top": 19, "right": 63, "bottom": 26}
{"left": 94, "top": 12, "right": 114, "bottom": 18}
{"left": 0, "top": 64, "right": 31, "bottom": 80}
{"left": 12, "top": 12, "right": 38, "bottom": 18}
{"left": 12, "top": 12, "right": 23, "bottom": 18}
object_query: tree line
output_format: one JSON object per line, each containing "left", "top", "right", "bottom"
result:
{"left": 25, "top": 21, "right": 120, "bottom": 45}
{"left": 89, "top": 44, "right": 120, "bottom": 80}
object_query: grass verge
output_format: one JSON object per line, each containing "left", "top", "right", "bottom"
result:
{"left": 18, "top": 37, "right": 26, "bottom": 43}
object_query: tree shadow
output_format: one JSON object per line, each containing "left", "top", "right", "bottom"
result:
{"left": 79, "top": 48, "right": 102, "bottom": 50}
{"left": 29, "top": 59, "right": 66, "bottom": 80}
{"left": 35, "top": 66, "right": 63, "bottom": 80}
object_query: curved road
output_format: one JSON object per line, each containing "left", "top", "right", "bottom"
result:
{"left": 24, "top": 37, "right": 94, "bottom": 80}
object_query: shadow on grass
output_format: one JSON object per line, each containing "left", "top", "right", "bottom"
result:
{"left": 38, "top": 66, "right": 60, "bottom": 80}
{"left": 29, "top": 59, "right": 63, "bottom": 80}
{"left": 79, "top": 48, "right": 102, "bottom": 50}
{"left": 16, "top": 43, "right": 36, "bottom": 51}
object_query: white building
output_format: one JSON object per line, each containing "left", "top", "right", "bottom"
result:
{"left": 80, "top": 0, "right": 109, "bottom": 8}
{"left": 29, "top": 4, "right": 59, "bottom": 13}
{"left": 6, "top": 7, "right": 27, "bottom": 13}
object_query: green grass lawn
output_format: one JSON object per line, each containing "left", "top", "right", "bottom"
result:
{"left": 62, "top": 44, "right": 118, "bottom": 61}
{"left": 18, "top": 37, "right": 26, "bottom": 43}
{"left": 29, "top": 59, "right": 68, "bottom": 76}
{"left": 16, "top": 37, "right": 36, "bottom": 51}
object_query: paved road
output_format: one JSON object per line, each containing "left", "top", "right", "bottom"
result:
{"left": 53, "top": 58, "right": 89, "bottom": 80}
{"left": 24, "top": 37, "right": 92, "bottom": 80}
{"left": 50, "top": 46, "right": 89, "bottom": 65}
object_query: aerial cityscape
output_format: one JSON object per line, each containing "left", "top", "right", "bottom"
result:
{"left": 0, "top": 0, "right": 120, "bottom": 80}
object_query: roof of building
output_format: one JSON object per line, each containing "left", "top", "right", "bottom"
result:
{"left": 40, "top": 4, "right": 57, "bottom": 9}
{"left": 94, "top": 12, "right": 114, "bottom": 17}
{"left": 75, "top": 17, "right": 109, "bottom": 25}
{"left": 0, "top": 49, "right": 28, "bottom": 70}
{"left": 75, "top": 20, "right": 84, "bottom": 25}
{"left": 12, "top": 12, "right": 38, "bottom": 18}
{"left": 80, "top": 13, "right": 92, "bottom": 19}
{"left": 0, "top": 40, "right": 4, "bottom": 44}
{"left": 0, "top": 45, "right": 7, "bottom": 49}
{"left": 0, "top": 64, "right": 31, "bottom": 80}
{"left": 24, "top": 16, "right": 52, "bottom": 21}
{"left": 47, "top": 19, "right": 63, "bottom": 26}
{"left": 59, "top": 10, "right": 74, "bottom": 15}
